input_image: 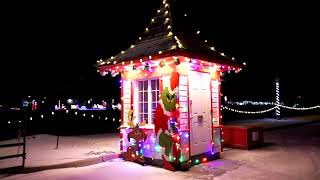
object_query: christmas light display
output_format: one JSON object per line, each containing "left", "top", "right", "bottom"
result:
{"left": 97, "top": 0, "right": 241, "bottom": 171}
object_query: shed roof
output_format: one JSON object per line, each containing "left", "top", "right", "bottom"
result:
{"left": 97, "top": 0, "right": 242, "bottom": 68}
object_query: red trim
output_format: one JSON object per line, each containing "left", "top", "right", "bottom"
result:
{"left": 120, "top": 75, "right": 124, "bottom": 152}
{"left": 213, "top": 125, "right": 224, "bottom": 153}
{"left": 97, "top": 50, "right": 243, "bottom": 69}
{"left": 176, "top": 74, "right": 181, "bottom": 164}
{"left": 187, "top": 75, "right": 191, "bottom": 160}
{"left": 218, "top": 73, "right": 221, "bottom": 126}
{"left": 120, "top": 129, "right": 123, "bottom": 152}
{"left": 217, "top": 73, "right": 223, "bottom": 152}
{"left": 131, "top": 80, "right": 134, "bottom": 111}
{"left": 121, "top": 76, "right": 124, "bottom": 126}
{"left": 210, "top": 77, "right": 214, "bottom": 153}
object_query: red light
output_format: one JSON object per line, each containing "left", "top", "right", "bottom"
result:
{"left": 131, "top": 154, "right": 135, "bottom": 158}
{"left": 202, "top": 157, "right": 207, "bottom": 163}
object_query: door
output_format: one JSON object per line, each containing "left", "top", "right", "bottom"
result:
{"left": 189, "top": 71, "right": 212, "bottom": 156}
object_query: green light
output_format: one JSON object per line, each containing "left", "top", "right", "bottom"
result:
{"left": 195, "top": 159, "right": 199, "bottom": 164}
{"left": 179, "top": 156, "right": 184, "bottom": 162}
{"left": 155, "top": 144, "right": 162, "bottom": 152}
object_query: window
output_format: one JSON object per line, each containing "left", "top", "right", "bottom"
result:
{"left": 137, "top": 78, "right": 159, "bottom": 125}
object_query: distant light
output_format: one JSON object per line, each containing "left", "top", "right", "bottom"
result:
{"left": 184, "top": 13, "right": 187, "bottom": 17}
{"left": 41, "top": 115, "right": 44, "bottom": 118}
{"left": 67, "top": 99, "right": 73, "bottom": 104}
{"left": 205, "top": 40, "right": 208, "bottom": 43}
{"left": 243, "top": 62, "right": 246, "bottom": 65}
{"left": 196, "top": 30, "right": 200, "bottom": 34}
{"left": 210, "top": 47, "right": 215, "bottom": 50}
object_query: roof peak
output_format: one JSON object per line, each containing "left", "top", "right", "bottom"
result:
{"left": 97, "top": 0, "right": 242, "bottom": 68}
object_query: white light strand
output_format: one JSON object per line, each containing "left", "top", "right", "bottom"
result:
{"left": 226, "top": 101, "right": 276, "bottom": 106}
{"left": 279, "top": 104, "right": 320, "bottom": 110}
{"left": 223, "top": 106, "right": 276, "bottom": 114}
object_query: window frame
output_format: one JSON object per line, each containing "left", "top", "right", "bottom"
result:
{"left": 134, "top": 77, "right": 160, "bottom": 127}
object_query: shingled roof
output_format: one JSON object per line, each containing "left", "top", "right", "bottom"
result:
{"left": 97, "top": 0, "right": 242, "bottom": 68}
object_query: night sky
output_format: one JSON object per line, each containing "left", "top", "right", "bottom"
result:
{"left": 0, "top": 0, "right": 319, "bottom": 104}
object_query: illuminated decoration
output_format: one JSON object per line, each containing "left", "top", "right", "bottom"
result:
{"left": 159, "top": 61, "right": 165, "bottom": 67}
{"left": 96, "top": 0, "right": 243, "bottom": 171}
{"left": 275, "top": 77, "right": 281, "bottom": 119}
{"left": 123, "top": 123, "right": 147, "bottom": 163}
{"left": 223, "top": 105, "right": 276, "bottom": 114}
{"left": 173, "top": 56, "right": 180, "bottom": 65}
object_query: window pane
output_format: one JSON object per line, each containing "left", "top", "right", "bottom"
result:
{"left": 143, "top": 103, "right": 148, "bottom": 113}
{"left": 156, "top": 91, "right": 159, "bottom": 101}
{"left": 139, "top": 103, "right": 143, "bottom": 113}
{"left": 139, "top": 92, "right": 143, "bottom": 102}
{"left": 144, "top": 114, "right": 148, "bottom": 124}
{"left": 144, "top": 92, "right": 148, "bottom": 102}
{"left": 152, "top": 103, "right": 157, "bottom": 110}
{"left": 152, "top": 114, "right": 155, "bottom": 124}
{"left": 143, "top": 81, "right": 148, "bottom": 90}
{"left": 151, "top": 80, "right": 156, "bottom": 90}
{"left": 138, "top": 114, "right": 143, "bottom": 122}
{"left": 138, "top": 81, "right": 143, "bottom": 91}
{"left": 156, "top": 79, "right": 159, "bottom": 89}
{"left": 152, "top": 91, "right": 156, "bottom": 101}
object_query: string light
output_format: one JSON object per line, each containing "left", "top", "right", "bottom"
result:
{"left": 223, "top": 106, "right": 276, "bottom": 114}
{"left": 279, "top": 104, "right": 320, "bottom": 110}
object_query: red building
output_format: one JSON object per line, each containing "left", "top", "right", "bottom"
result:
{"left": 97, "top": 0, "right": 243, "bottom": 171}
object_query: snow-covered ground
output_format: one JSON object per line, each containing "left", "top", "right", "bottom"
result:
{"left": 0, "top": 133, "right": 119, "bottom": 169}
{"left": 1, "top": 119, "right": 320, "bottom": 180}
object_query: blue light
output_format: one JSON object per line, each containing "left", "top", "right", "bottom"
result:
{"left": 185, "top": 133, "right": 189, "bottom": 138}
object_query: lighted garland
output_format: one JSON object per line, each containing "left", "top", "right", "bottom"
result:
{"left": 223, "top": 104, "right": 319, "bottom": 114}
{"left": 223, "top": 106, "right": 277, "bottom": 114}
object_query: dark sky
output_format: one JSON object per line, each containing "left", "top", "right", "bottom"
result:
{"left": 0, "top": 0, "right": 319, "bottom": 104}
